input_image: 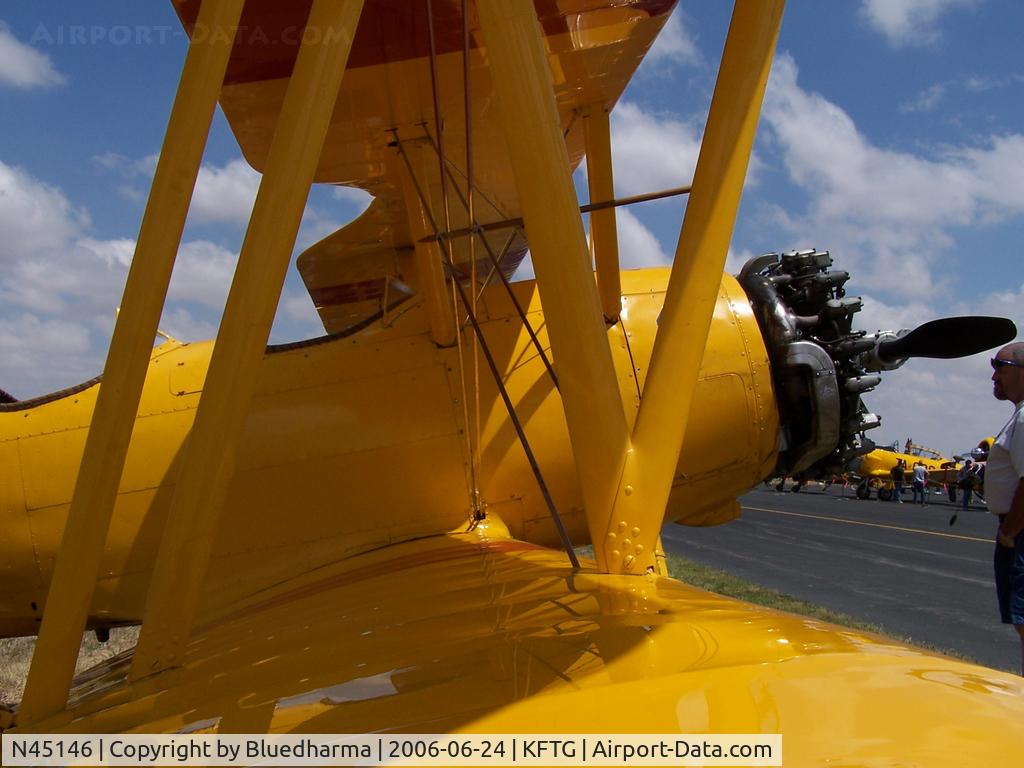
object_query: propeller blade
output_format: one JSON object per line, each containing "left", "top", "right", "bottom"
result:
{"left": 878, "top": 316, "right": 1017, "bottom": 362}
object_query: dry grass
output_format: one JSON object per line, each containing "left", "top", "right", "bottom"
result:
{"left": 1, "top": 627, "right": 139, "bottom": 708}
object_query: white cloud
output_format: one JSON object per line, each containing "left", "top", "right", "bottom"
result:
{"left": 760, "top": 54, "right": 1024, "bottom": 296}
{"left": 0, "top": 23, "right": 66, "bottom": 89}
{"left": 77, "top": 238, "right": 136, "bottom": 269}
{"left": 168, "top": 240, "right": 238, "bottom": 309}
{"left": 332, "top": 185, "right": 373, "bottom": 209}
{"left": 644, "top": 12, "right": 701, "bottom": 68}
{"left": 748, "top": 54, "right": 1024, "bottom": 454}
{"left": 0, "top": 161, "right": 88, "bottom": 256}
{"left": 981, "top": 281, "right": 1024, "bottom": 330}
{"left": 157, "top": 306, "right": 218, "bottom": 344}
{"left": 189, "top": 158, "right": 261, "bottom": 226}
{"left": 724, "top": 247, "right": 757, "bottom": 276}
{"left": 91, "top": 152, "right": 131, "bottom": 170}
{"left": 827, "top": 282, "right": 1023, "bottom": 457}
{"left": 860, "top": 0, "right": 978, "bottom": 47}
{"left": 616, "top": 208, "right": 670, "bottom": 269}
{"left": 610, "top": 102, "right": 703, "bottom": 196}
{"left": 0, "top": 314, "right": 94, "bottom": 398}
{"left": 0, "top": 159, "right": 254, "bottom": 395}
{"left": 899, "top": 82, "right": 946, "bottom": 113}
{"left": 272, "top": 288, "right": 329, "bottom": 341}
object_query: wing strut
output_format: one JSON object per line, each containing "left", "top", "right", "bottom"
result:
{"left": 393, "top": 131, "right": 458, "bottom": 347}
{"left": 128, "top": 0, "right": 366, "bottom": 682}
{"left": 17, "top": 0, "right": 246, "bottom": 726}
{"left": 607, "top": 0, "right": 786, "bottom": 572}
{"left": 425, "top": 0, "right": 482, "bottom": 516}
{"left": 477, "top": 1, "right": 631, "bottom": 573}
{"left": 583, "top": 106, "right": 622, "bottom": 323}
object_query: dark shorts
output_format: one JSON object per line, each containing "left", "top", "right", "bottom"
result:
{"left": 994, "top": 530, "right": 1024, "bottom": 625}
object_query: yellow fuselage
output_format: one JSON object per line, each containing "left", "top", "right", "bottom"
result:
{"left": 855, "top": 449, "right": 950, "bottom": 490}
{"left": 0, "top": 268, "right": 778, "bottom": 638}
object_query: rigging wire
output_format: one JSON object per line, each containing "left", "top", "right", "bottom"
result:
{"left": 425, "top": 0, "right": 482, "bottom": 518}
{"left": 421, "top": 132, "right": 559, "bottom": 389}
{"left": 442, "top": 244, "right": 581, "bottom": 569}
{"left": 462, "top": 0, "right": 483, "bottom": 518}
{"left": 401, "top": 2, "right": 578, "bottom": 566}
{"left": 394, "top": 135, "right": 579, "bottom": 565}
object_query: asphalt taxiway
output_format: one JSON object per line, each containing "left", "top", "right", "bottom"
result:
{"left": 661, "top": 484, "right": 1017, "bottom": 673}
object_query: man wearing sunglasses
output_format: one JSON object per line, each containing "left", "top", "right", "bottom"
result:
{"left": 990, "top": 342, "right": 1024, "bottom": 674}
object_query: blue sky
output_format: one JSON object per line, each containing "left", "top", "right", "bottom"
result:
{"left": 0, "top": 1, "right": 1022, "bottom": 458}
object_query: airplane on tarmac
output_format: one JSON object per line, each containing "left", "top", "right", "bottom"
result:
{"left": 848, "top": 439, "right": 959, "bottom": 501}
{"left": 849, "top": 437, "right": 992, "bottom": 502}
{"left": 4, "top": 0, "right": 1024, "bottom": 763}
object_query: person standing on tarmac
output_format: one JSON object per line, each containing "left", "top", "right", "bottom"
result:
{"left": 989, "top": 341, "right": 1024, "bottom": 675}
{"left": 911, "top": 461, "right": 928, "bottom": 505}
{"left": 958, "top": 458, "right": 976, "bottom": 511}
{"left": 890, "top": 459, "right": 905, "bottom": 503}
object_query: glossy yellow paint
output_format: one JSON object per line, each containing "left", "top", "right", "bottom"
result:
{"left": 18, "top": 518, "right": 1024, "bottom": 765}
{"left": 609, "top": 0, "right": 785, "bottom": 573}
{"left": 396, "top": 141, "right": 457, "bottom": 347}
{"left": 17, "top": 0, "right": 246, "bottom": 726}
{"left": 131, "top": 0, "right": 366, "bottom": 682}
{"left": 0, "top": 269, "right": 776, "bottom": 642}
{"left": 10, "top": 1, "right": 1024, "bottom": 756}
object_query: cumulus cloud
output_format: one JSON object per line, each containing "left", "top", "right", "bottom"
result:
{"left": 273, "top": 288, "right": 330, "bottom": 341}
{"left": 644, "top": 12, "right": 701, "bottom": 69}
{"left": 157, "top": 306, "right": 218, "bottom": 345}
{"left": 616, "top": 208, "right": 670, "bottom": 269}
{"left": 167, "top": 240, "right": 238, "bottom": 309}
{"left": 0, "top": 314, "right": 94, "bottom": 398}
{"left": 0, "top": 159, "right": 250, "bottom": 396}
{"left": 860, "top": 0, "right": 979, "bottom": 47}
{"left": 0, "top": 23, "right": 66, "bottom": 89}
{"left": 848, "top": 282, "right": 1022, "bottom": 455}
{"left": 0, "top": 161, "right": 89, "bottom": 256}
{"left": 746, "top": 53, "right": 1024, "bottom": 453}
{"left": 0, "top": 153, "right": 376, "bottom": 396}
{"left": 610, "top": 101, "right": 703, "bottom": 196}
{"left": 189, "top": 158, "right": 261, "bottom": 226}
{"left": 759, "top": 54, "right": 1024, "bottom": 296}
{"left": 78, "top": 238, "right": 136, "bottom": 270}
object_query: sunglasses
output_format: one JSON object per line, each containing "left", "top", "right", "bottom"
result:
{"left": 991, "top": 358, "right": 1024, "bottom": 370}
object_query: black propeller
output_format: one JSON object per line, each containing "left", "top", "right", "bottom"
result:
{"left": 877, "top": 316, "right": 1017, "bottom": 363}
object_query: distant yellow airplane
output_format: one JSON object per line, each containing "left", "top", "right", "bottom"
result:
{"left": 849, "top": 441, "right": 955, "bottom": 500}
{"left": 849, "top": 438, "right": 992, "bottom": 501}
{"left": 4, "top": 0, "right": 1024, "bottom": 762}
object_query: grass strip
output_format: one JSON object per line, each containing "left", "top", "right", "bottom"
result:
{"left": 662, "top": 552, "right": 975, "bottom": 663}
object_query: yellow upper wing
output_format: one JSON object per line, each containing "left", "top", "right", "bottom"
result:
{"left": 173, "top": 0, "right": 674, "bottom": 332}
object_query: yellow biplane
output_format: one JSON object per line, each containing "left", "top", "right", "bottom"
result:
{"left": 4, "top": 0, "right": 1024, "bottom": 762}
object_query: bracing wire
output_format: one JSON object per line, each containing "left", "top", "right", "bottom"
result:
{"left": 462, "top": 0, "right": 483, "bottom": 518}
{"left": 421, "top": 133, "right": 559, "bottom": 389}
{"left": 402, "top": 2, "right": 578, "bottom": 565}
{"left": 425, "top": 0, "right": 482, "bottom": 518}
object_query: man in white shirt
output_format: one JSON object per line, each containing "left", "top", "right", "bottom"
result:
{"left": 911, "top": 461, "right": 928, "bottom": 505}
{"left": 989, "top": 341, "right": 1024, "bottom": 675}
